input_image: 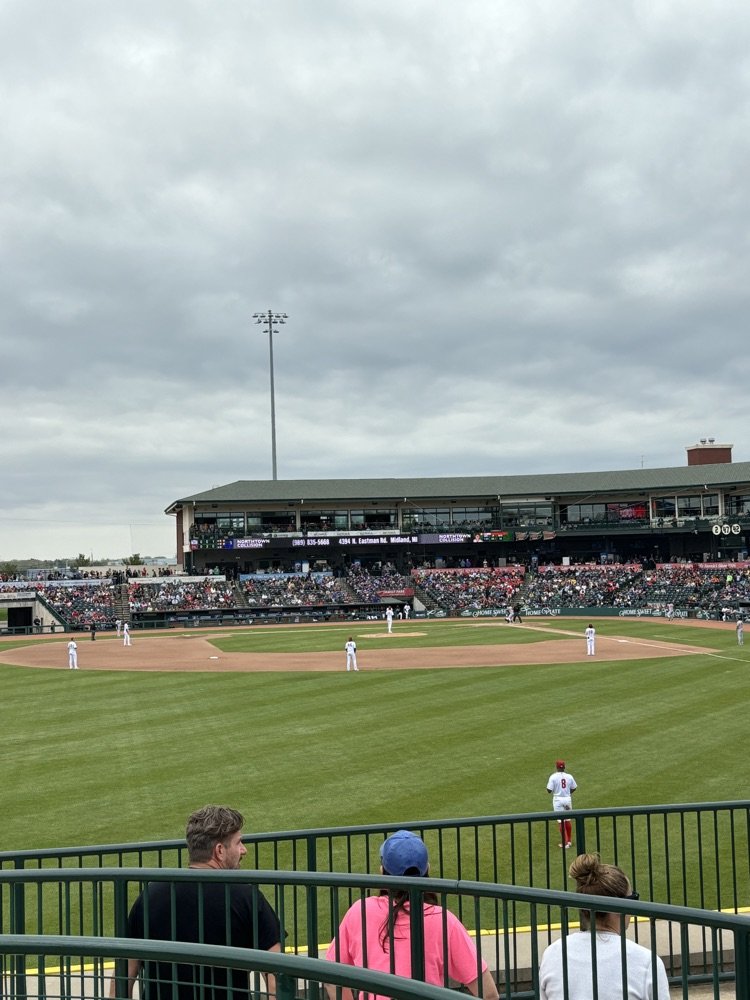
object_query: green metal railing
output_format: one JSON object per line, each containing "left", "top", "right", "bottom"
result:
{"left": 2, "top": 871, "right": 750, "bottom": 998}
{"left": 3, "top": 802, "right": 749, "bottom": 915}
{"left": 0, "top": 934, "right": 465, "bottom": 1000}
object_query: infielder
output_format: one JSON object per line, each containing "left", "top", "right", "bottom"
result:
{"left": 385, "top": 606, "right": 394, "bottom": 633}
{"left": 585, "top": 623, "right": 596, "bottom": 656}
{"left": 67, "top": 639, "right": 78, "bottom": 670}
{"left": 344, "top": 637, "right": 358, "bottom": 671}
{"left": 547, "top": 759, "right": 577, "bottom": 849}
{"left": 123, "top": 621, "right": 132, "bottom": 646}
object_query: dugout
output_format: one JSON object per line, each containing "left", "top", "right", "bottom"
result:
{"left": 7, "top": 606, "right": 32, "bottom": 630}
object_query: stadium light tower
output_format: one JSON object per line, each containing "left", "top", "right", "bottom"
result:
{"left": 253, "top": 310, "right": 288, "bottom": 480}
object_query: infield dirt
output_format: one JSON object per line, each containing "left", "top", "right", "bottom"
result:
{"left": 0, "top": 621, "right": 715, "bottom": 672}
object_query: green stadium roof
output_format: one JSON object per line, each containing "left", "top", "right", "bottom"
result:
{"left": 165, "top": 461, "right": 750, "bottom": 511}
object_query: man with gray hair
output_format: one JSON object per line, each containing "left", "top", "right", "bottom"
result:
{"left": 112, "top": 805, "right": 281, "bottom": 999}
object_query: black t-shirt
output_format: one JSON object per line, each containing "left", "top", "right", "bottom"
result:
{"left": 127, "top": 877, "right": 281, "bottom": 1000}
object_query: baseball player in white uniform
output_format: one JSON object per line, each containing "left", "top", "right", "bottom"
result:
{"left": 67, "top": 639, "right": 78, "bottom": 670}
{"left": 737, "top": 620, "right": 744, "bottom": 646}
{"left": 115, "top": 618, "right": 122, "bottom": 637}
{"left": 345, "top": 637, "right": 358, "bottom": 671}
{"left": 547, "top": 759, "right": 577, "bottom": 848}
{"left": 385, "top": 606, "right": 394, "bottom": 633}
{"left": 403, "top": 603, "right": 410, "bottom": 620}
{"left": 585, "top": 623, "right": 596, "bottom": 656}
{"left": 123, "top": 622, "right": 132, "bottom": 646}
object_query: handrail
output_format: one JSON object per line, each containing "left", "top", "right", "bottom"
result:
{"left": 0, "top": 934, "right": 463, "bottom": 1000}
{"left": 3, "top": 801, "right": 749, "bottom": 865}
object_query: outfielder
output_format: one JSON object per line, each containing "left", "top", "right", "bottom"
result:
{"left": 345, "top": 637, "right": 358, "bottom": 671}
{"left": 738, "top": 620, "right": 744, "bottom": 646}
{"left": 67, "top": 639, "right": 78, "bottom": 670}
{"left": 547, "top": 759, "right": 577, "bottom": 849}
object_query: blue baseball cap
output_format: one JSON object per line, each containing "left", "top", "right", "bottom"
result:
{"left": 380, "top": 830, "right": 429, "bottom": 876}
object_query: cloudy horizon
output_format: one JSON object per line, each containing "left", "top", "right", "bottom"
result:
{"left": 2, "top": 1, "right": 749, "bottom": 561}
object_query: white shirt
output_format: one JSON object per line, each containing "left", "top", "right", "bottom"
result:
{"left": 547, "top": 770, "right": 577, "bottom": 807}
{"left": 540, "top": 931, "right": 670, "bottom": 1000}
{"left": 345, "top": 640, "right": 356, "bottom": 655}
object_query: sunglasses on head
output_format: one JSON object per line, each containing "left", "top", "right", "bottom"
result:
{"left": 627, "top": 890, "right": 640, "bottom": 900}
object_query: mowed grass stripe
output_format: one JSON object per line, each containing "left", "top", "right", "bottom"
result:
{"left": 0, "top": 618, "right": 746, "bottom": 853}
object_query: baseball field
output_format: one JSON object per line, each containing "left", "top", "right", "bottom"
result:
{"left": 0, "top": 616, "right": 746, "bottom": 853}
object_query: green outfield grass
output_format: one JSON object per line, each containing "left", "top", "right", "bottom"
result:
{"left": 0, "top": 618, "right": 746, "bottom": 855}
{"left": 210, "top": 619, "right": 571, "bottom": 653}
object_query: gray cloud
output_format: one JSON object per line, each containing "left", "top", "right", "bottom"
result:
{"left": 1, "top": 0, "right": 749, "bottom": 558}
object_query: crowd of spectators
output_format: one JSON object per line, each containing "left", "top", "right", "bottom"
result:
{"left": 412, "top": 568, "right": 525, "bottom": 612}
{"left": 524, "top": 566, "right": 645, "bottom": 608}
{"left": 524, "top": 564, "right": 750, "bottom": 611}
{"left": 409, "top": 563, "right": 750, "bottom": 613}
{"left": 627, "top": 565, "right": 750, "bottom": 610}
{"left": 40, "top": 584, "right": 116, "bottom": 628}
{"left": 345, "top": 566, "right": 412, "bottom": 603}
{"left": 129, "top": 580, "right": 236, "bottom": 612}
{"left": 242, "top": 574, "right": 351, "bottom": 607}
{"left": 5, "top": 563, "right": 750, "bottom": 625}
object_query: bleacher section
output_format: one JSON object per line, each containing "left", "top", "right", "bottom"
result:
{"left": 345, "top": 566, "right": 412, "bottom": 603}
{"left": 412, "top": 567, "right": 526, "bottom": 613}
{"left": 241, "top": 574, "right": 351, "bottom": 607}
{"left": 3, "top": 563, "right": 750, "bottom": 632}
{"left": 129, "top": 579, "right": 236, "bottom": 612}
{"left": 524, "top": 564, "right": 644, "bottom": 608}
{"left": 36, "top": 583, "right": 116, "bottom": 629}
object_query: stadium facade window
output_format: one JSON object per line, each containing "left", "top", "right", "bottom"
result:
{"left": 676, "top": 496, "right": 701, "bottom": 518}
{"left": 450, "top": 506, "right": 494, "bottom": 526}
{"left": 652, "top": 496, "right": 676, "bottom": 518}
{"left": 726, "top": 493, "right": 750, "bottom": 516}
{"left": 301, "top": 509, "right": 337, "bottom": 530}
{"left": 333, "top": 510, "right": 350, "bottom": 530}
{"left": 561, "top": 501, "right": 646, "bottom": 525}
{"left": 702, "top": 494, "right": 719, "bottom": 516}
{"left": 502, "top": 502, "right": 553, "bottom": 526}
{"left": 216, "top": 513, "right": 246, "bottom": 536}
{"left": 258, "top": 510, "right": 297, "bottom": 532}
{"left": 350, "top": 508, "right": 397, "bottom": 530}
{"left": 605, "top": 501, "right": 648, "bottom": 522}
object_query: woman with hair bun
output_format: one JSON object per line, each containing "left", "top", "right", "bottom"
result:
{"left": 539, "top": 853, "right": 669, "bottom": 999}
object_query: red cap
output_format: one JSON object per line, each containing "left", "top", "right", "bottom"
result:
{"left": 556, "top": 759, "right": 566, "bottom": 770}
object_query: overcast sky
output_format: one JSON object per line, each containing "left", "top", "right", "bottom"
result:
{"left": 2, "top": 1, "right": 749, "bottom": 561}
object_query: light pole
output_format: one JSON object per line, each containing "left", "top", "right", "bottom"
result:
{"left": 253, "top": 310, "right": 287, "bottom": 480}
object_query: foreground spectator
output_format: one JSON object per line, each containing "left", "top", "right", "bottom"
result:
{"left": 538, "top": 852, "right": 669, "bottom": 1000}
{"left": 112, "top": 805, "right": 281, "bottom": 1000}
{"left": 325, "top": 830, "right": 498, "bottom": 1000}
